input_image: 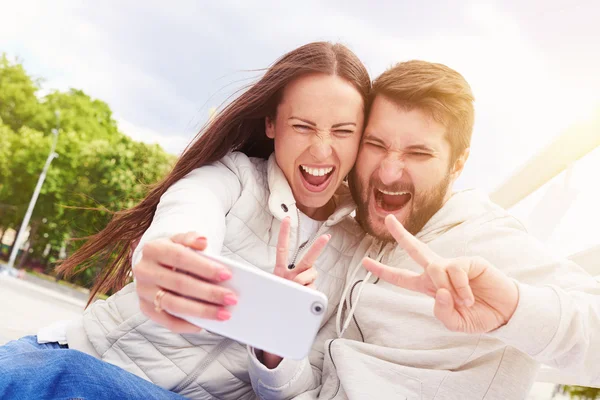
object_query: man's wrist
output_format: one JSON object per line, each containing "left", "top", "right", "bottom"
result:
{"left": 500, "top": 279, "right": 520, "bottom": 326}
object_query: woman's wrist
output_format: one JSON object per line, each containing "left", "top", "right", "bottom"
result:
{"left": 260, "top": 351, "right": 283, "bottom": 369}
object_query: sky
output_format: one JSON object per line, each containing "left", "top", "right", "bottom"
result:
{"left": 1, "top": 0, "right": 599, "bottom": 256}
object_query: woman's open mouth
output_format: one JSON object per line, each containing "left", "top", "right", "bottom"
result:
{"left": 299, "top": 165, "right": 336, "bottom": 192}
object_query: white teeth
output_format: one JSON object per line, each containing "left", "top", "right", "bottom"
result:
{"left": 379, "top": 189, "right": 409, "bottom": 196}
{"left": 301, "top": 165, "right": 334, "bottom": 177}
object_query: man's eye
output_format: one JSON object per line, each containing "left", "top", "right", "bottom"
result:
{"left": 365, "top": 141, "right": 385, "bottom": 150}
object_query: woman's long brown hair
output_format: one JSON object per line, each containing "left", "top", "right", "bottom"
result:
{"left": 56, "top": 42, "right": 371, "bottom": 306}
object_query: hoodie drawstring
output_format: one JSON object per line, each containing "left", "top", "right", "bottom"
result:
{"left": 335, "top": 241, "right": 385, "bottom": 338}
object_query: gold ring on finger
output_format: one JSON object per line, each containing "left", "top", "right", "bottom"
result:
{"left": 154, "top": 289, "right": 167, "bottom": 313}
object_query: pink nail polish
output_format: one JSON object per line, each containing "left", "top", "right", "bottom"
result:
{"left": 223, "top": 294, "right": 238, "bottom": 306}
{"left": 219, "top": 270, "right": 232, "bottom": 281}
{"left": 217, "top": 309, "right": 231, "bottom": 321}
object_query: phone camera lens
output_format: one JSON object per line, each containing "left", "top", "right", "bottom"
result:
{"left": 311, "top": 302, "right": 324, "bottom": 315}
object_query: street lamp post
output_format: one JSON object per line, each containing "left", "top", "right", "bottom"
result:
{"left": 6, "top": 112, "right": 60, "bottom": 270}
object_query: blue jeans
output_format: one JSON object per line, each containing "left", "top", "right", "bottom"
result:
{"left": 0, "top": 336, "right": 187, "bottom": 400}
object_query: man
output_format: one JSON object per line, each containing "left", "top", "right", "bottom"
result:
{"left": 247, "top": 61, "right": 600, "bottom": 399}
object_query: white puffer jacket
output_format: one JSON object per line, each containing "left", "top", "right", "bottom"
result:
{"left": 64, "top": 152, "right": 365, "bottom": 399}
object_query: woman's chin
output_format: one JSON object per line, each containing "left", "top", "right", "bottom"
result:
{"left": 294, "top": 191, "right": 336, "bottom": 219}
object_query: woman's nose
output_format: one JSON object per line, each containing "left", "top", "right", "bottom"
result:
{"left": 309, "top": 139, "right": 333, "bottom": 161}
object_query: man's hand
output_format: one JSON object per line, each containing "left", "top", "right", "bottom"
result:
{"left": 363, "top": 214, "right": 519, "bottom": 334}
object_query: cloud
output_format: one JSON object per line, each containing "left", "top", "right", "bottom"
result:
{"left": 0, "top": 0, "right": 199, "bottom": 135}
{"left": 117, "top": 119, "right": 192, "bottom": 155}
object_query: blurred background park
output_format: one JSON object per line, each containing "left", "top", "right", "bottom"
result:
{"left": 0, "top": 0, "right": 599, "bottom": 398}
{"left": 0, "top": 54, "right": 175, "bottom": 286}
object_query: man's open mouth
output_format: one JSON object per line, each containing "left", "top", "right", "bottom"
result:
{"left": 299, "top": 165, "right": 335, "bottom": 192}
{"left": 374, "top": 188, "right": 412, "bottom": 212}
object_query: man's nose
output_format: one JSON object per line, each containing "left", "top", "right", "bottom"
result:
{"left": 378, "top": 158, "right": 404, "bottom": 185}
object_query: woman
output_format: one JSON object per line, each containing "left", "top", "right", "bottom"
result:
{"left": 0, "top": 41, "right": 370, "bottom": 399}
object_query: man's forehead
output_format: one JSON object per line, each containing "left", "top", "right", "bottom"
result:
{"left": 365, "top": 97, "right": 447, "bottom": 149}
{"left": 363, "top": 124, "right": 445, "bottom": 151}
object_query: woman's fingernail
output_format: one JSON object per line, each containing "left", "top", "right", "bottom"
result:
{"left": 217, "top": 309, "right": 231, "bottom": 321}
{"left": 223, "top": 294, "right": 238, "bottom": 306}
{"left": 195, "top": 236, "right": 207, "bottom": 244}
{"left": 219, "top": 270, "right": 232, "bottom": 281}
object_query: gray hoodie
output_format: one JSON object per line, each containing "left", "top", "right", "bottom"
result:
{"left": 248, "top": 190, "right": 600, "bottom": 400}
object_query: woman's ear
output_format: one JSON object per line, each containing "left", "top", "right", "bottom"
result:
{"left": 265, "top": 117, "right": 275, "bottom": 139}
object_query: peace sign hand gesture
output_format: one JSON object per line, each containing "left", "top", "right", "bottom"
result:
{"left": 273, "top": 216, "right": 330, "bottom": 288}
{"left": 363, "top": 215, "right": 519, "bottom": 334}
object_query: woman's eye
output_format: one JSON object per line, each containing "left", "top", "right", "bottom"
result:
{"left": 292, "top": 125, "right": 313, "bottom": 133}
{"left": 334, "top": 130, "right": 354, "bottom": 136}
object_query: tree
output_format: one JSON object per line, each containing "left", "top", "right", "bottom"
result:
{"left": 0, "top": 124, "right": 50, "bottom": 233}
{"left": 561, "top": 385, "right": 600, "bottom": 399}
{"left": 0, "top": 54, "right": 43, "bottom": 132}
{"left": 33, "top": 89, "right": 120, "bottom": 141}
{"left": 0, "top": 56, "right": 175, "bottom": 289}
{"left": 0, "top": 120, "right": 17, "bottom": 237}
{"left": 36, "top": 133, "right": 174, "bottom": 286}
{"left": 0, "top": 120, "right": 14, "bottom": 200}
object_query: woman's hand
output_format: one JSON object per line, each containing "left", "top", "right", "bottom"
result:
{"left": 133, "top": 232, "right": 239, "bottom": 333}
{"left": 261, "top": 217, "right": 330, "bottom": 369}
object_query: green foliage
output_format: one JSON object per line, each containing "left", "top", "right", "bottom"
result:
{"left": 0, "top": 53, "right": 176, "bottom": 288}
{"left": 561, "top": 386, "right": 600, "bottom": 399}
{"left": 0, "top": 54, "right": 42, "bottom": 132}
{"left": 33, "top": 89, "right": 120, "bottom": 141}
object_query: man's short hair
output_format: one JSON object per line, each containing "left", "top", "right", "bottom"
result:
{"left": 370, "top": 60, "right": 475, "bottom": 163}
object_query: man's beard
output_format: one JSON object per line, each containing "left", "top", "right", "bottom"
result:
{"left": 349, "top": 168, "right": 452, "bottom": 240}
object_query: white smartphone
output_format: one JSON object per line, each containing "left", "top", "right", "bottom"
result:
{"left": 172, "top": 252, "right": 328, "bottom": 360}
